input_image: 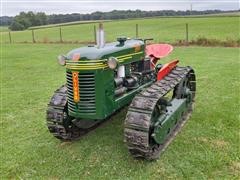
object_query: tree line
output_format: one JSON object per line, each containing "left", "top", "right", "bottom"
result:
{"left": 8, "top": 12, "right": 47, "bottom": 31}
{"left": 1, "top": 10, "right": 238, "bottom": 31}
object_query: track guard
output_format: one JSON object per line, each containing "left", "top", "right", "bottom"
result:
{"left": 157, "top": 60, "right": 179, "bottom": 81}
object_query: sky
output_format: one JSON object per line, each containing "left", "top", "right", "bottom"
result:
{"left": 1, "top": 0, "right": 239, "bottom": 16}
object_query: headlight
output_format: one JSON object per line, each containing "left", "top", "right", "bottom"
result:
{"left": 107, "top": 57, "right": 118, "bottom": 69}
{"left": 57, "top": 55, "right": 66, "bottom": 66}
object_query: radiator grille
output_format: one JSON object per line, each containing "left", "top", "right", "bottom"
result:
{"left": 66, "top": 72, "right": 96, "bottom": 114}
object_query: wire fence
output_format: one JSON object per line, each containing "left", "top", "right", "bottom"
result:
{"left": 1, "top": 22, "right": 239, "bottom": 47}
{"left": 2, "top": 23, "right": 190, "bottom": 44}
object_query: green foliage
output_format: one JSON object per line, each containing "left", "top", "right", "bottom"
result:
{"left": 176, "top": 37, "right": 240, "bottom": 47}
{"left": 9, "top": 11, "right": 47, "bottom": 31}
{"left": 0, "top": 16, "right": 13, "bottom": 26}
{"left": 1, "top": 44, "right": 239, "bottom": 179}
{"left": 43, "top": 10, "right": 240, "bottom": 24}
{"left": 5, "top": 10, "right": 239, "bottom": 30}
{"left": 8, "top": 21, "right": 25, "bottom": 31}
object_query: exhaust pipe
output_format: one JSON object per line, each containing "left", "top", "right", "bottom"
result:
{"left": 96, "top": 23, "right": 105, "bottom": 48}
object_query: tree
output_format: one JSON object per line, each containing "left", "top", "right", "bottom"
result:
{"left": 9, "top": 11, "right": 47, "bottom": 31}
{"left": 36, "top": 12, "right": 47, "bottom": 25}
{"left": 9, "top": 21, "right": 25, "bottom": 31}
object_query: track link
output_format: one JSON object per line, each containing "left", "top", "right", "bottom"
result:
{"left": 124, "top": 66, "right": 196, "bottom": 160}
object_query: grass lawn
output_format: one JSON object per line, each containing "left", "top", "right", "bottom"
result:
{"left": 0, "top": 26, "right": 9, "bottom": 32}
{"left": 1, "top": 44, "right": 239, "bottom": 179}
{"left": 1, "top": 16, "right": 239, "bottom": 44}
{"left": 28, "top": 20, "right": 112, "bottom": 30}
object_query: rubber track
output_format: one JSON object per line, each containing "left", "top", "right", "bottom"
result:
{"left": 46, "top": 85, "right": 113, "bottom": 140}
{"left": 46, "top": 85, "right": 83, "bottom": 140}
{"left": 124, "top": 66, "right": 196, "bottom": 160}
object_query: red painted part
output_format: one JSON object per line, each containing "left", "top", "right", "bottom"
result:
{"left": 157, "top": 60, "right": 179, "bottom": 81}
{"left": 149, "top": 57, "right": 158, "bottom": 69}
{"left": 146, "top": 44, "right": 173, "bottom": 59}
{"left": 145, "top": 44, "right": 174, "bottom": 69}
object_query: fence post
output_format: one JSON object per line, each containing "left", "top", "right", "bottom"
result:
{"left": 136, "top": 24, "right": 139, "bottom": 38}
{"left": 8, "top": 31, "right": 12, "bottom": 44}
{"left": 93, "top": 25, "right": 96, "bottom": 44}
{"left": 32, "top": 30, "right": 36, "bottom": 43}
{"left": 59, "top": 27, "right": 63, "bottom": 43}
{"left": 186, "top": 23, "right": 189, "bottom": 45}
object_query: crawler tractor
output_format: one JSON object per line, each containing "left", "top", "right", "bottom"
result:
{"left": 46, "top": 24, "right": 196, "bottom": 160}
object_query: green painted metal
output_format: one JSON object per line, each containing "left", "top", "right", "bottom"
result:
{"left": 65, "top": 38, "right": 153, "bottom": 120}
{"left": 153, "top": 98, "right": 188, "bottom": 144}
{"left": 67, "top": 67, "right": 154, "bottom": 119}
{"left": 66, "top": 39, "right": 145, "bottom": 63}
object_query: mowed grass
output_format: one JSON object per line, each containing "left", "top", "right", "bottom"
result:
{"left": 1, "top": 16, "right": 239, "bottom": 43}
{"left": 0, "top": 26, "right": 9, "bottom": 32}
{"left": 1, "top": 44, "right": 239, "bottom": 179}
{"left": 28, "top": 20, "right": 112, "bottom": 30}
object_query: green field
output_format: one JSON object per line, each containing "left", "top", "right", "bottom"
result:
{"left": 1, "top": 16, "right": 239, "bottom": 43}
{"left": 1, "top": 43, "right": 239, "bottom": 179}
{"left": 0, "top": 26, "right": 9, "bottom": 32}
{"left": 207, "top": 11, "right": 240, "bottom": 16}
{"left": 28, "top": 20, "right": 112, "bottom": 30}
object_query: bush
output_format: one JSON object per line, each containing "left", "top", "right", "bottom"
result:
{"left": 9, "top": 21, "right": 25, "bottom": 31}
{"left": 9, "top": 11, "right": 47, "bottom": 31}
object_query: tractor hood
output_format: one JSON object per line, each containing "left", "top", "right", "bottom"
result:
{"left": 66, "top": 39, "right": 144, "bottom": 60}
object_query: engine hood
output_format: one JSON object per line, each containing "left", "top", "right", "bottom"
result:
{"left": 66, "top": 39, "right": 144, "bottom": 60}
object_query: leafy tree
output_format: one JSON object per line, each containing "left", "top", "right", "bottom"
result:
{"left": 36, "top": 12, "right": 47, "bottom": 25}
{"left": 9, "top": 11, "right": 47, "bottom": 31}
{"left": 9, "top": 21, "right": 25, "bottom": 31}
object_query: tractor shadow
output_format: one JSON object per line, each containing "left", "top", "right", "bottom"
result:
{"left": 55, "top": 106, "right": 160, "bottom": 174}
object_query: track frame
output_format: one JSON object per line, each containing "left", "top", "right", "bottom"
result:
{"left": 124, "top": 66, "right": 196, "bottom": 160}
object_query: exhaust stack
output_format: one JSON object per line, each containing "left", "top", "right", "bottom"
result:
{"left": 96, "top": 23, "right": 105, "bottom": 48}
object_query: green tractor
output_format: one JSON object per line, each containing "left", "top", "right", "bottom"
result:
{"left": 46, "top": 24, "right": 196, "bottom": 160}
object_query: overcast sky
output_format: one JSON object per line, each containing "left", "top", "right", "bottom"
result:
{"left": 1, "top": 0, "right": 239, "bottom": 16}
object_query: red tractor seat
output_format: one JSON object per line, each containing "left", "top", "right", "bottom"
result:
{"left": 145, "top": 44, "right": 173, "bottom": 59}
